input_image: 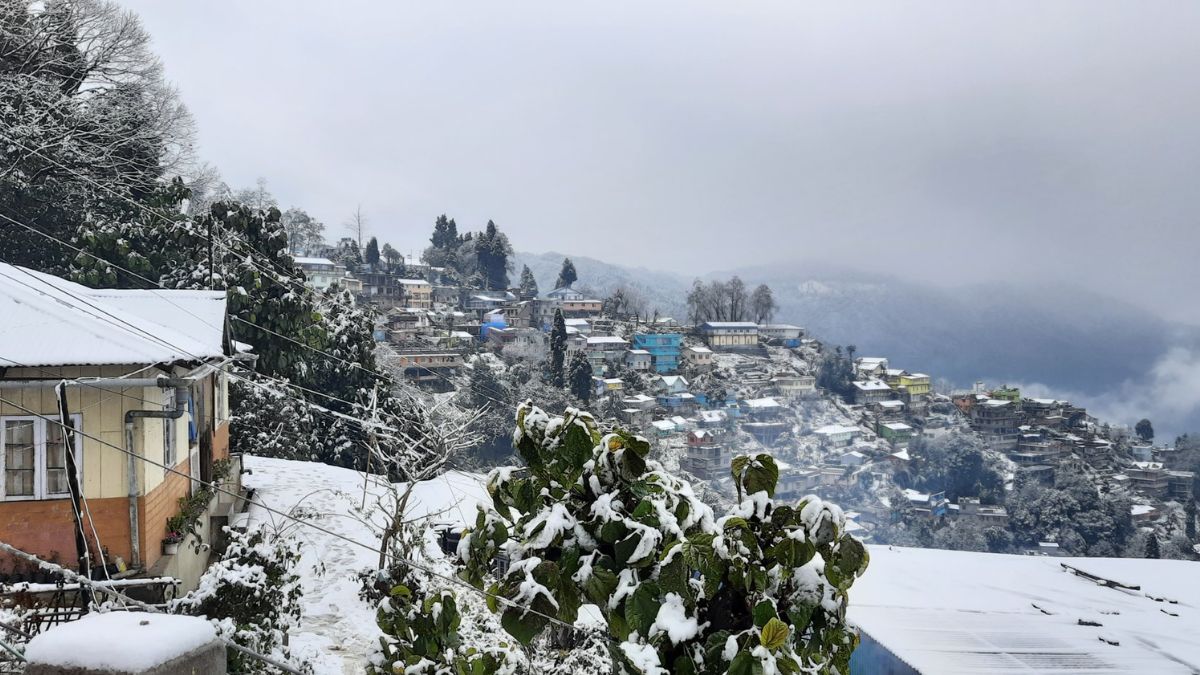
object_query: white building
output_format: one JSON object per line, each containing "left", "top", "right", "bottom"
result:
{"left": 294, "top": 257, "right": 361, "bottom": 292}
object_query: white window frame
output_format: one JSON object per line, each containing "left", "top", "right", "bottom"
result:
{"left": 163, "top": 389, "right": 178, "bottom": 473}
{"left": 0, "top": 414, "right": 83, "bottom": 501}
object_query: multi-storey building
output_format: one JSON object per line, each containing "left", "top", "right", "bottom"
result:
{"left": 632, "top": 333, "right": 682, "bottom": 373}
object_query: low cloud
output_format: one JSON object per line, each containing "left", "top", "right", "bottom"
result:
{"left": 1013, "top": 346, "right": 1200, "bottom": 441}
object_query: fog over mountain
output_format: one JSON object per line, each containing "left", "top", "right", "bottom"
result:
{"left": 518, "top": 252, "right": 1200, "bottom": 439}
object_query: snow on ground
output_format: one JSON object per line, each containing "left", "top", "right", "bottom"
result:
{"left": 242, "top": 456, "right": 488, "bottom": 675}
{"left": 851, "top": 546, "right": 1200, "bottom": 673}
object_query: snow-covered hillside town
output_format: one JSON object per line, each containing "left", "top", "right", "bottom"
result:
{"left": 3, "top": 1, "right": 1200, "bottom": 674}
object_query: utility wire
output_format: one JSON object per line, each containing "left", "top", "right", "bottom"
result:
{"left": 0, "top": 212, "right": 520, "bottom": 417}
{"left": 0, "top": 393, "right": 612, "bottom": 644}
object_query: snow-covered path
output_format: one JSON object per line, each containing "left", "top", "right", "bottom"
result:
{"left": 241, "top": 456, "right": 489, "bottom": 675}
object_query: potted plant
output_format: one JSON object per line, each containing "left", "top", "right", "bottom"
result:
{"left": 163, "top": 515, "right": 185, "bottom": 555}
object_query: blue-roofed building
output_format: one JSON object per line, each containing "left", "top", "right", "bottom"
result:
{"left": 632, "top": 332, "right": 682, "bottom": 373}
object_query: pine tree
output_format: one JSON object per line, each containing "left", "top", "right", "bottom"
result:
{"left": 365, "top": 236, "right": 381, "bottom": 267}
{"left": 555, "top": 257, "right": 577, "bottom": 289}
{"left": 1144, "top": 533, "right": 1161, "bottom": 558}
{"left": 1187, "top": 500, "right": 1197, "bottom": 541}
{"left": 568, "top": 351, "right": 594, "bottom": 404}
{"left": 518, "top": 265, "right": 539, "bottom": 300}
{"left": 475, "top": 220, "right": 512, "bottom": 290}
{"left": 549, "top": 309, "right": 567, "bottom": 388}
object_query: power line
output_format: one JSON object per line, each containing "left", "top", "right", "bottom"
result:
{"left": 0, "top": 209, "right": 520, "bottom": 412}
{"left": 0, "top": 393, "right": 608, "bottom": 644}
{"left": 0, "top": 132, "right": 320, "bottom": 303}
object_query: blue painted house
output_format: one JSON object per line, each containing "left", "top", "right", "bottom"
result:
{"left": 632, "top": 332, "right": 682, "bottom": 373}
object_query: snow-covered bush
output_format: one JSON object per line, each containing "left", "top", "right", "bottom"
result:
{"left": 172, "top": 526, "right": 308, "bottom": 674}
{"left": 460, "top": 401, "right": 869, "bottom": 674}
{"left": 365, "top": 524, "right": 525, "bottom": 675}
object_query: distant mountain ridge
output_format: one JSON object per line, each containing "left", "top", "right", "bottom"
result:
{"left": 516, "top": 251, "right": 1200, "bottom": 436}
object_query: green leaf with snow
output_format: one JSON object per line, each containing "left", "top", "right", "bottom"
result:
{"left": 743, "top": 454, "right": 780, "bottom": 498}
{"left": 753, "top": 600, "right": 777, "bottom": 628}
{"left": 625, "top": 580, "right": 661, "bottom": 636}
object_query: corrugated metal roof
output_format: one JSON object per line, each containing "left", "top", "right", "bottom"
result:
{"left": 850, "top": 546, "right": 1200, "bottom": 673}
{"left": 0, "top": 264, "right": 227, "bottom": 368}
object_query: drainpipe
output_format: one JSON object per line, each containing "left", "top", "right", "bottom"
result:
{"left": 124, "top": 379, "right": 191, "bottom": 568}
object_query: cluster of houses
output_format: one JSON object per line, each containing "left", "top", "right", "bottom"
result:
{"left": 949, "top": 383, "right": 1195, "bottom": 530}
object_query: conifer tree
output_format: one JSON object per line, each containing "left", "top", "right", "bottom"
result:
{"left": 555, "top": 257, "right": 577, "bottom": 289}
{"left": 364, "top": 236, "right": 381, "bottom": 267}
{"left": 568, "top": 351, "right": 594, "bottom": 404}
{"left": 518, "top": 265, "right": 539, "bottom": 299}
{"left": 549, "top": 309, "right": 568, "bottom": 388}
{"left": 1144, "top": 533, "right": 1161, "bottom": 559}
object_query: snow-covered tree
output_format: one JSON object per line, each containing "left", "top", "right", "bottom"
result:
{"left": 173, "top": 525, "right": 310, "bottom": 674}
{"left": 281, "top": 207, "right": 325, "bottom": 256}
{"left": 555, "top": 257, "right": 577, "bottom": 289}
{"left": 751, "top": 284, "right": 777, "bottom": 324}
{"left": 460, "top": 402, "right": 869, "bottom": 674}
{"left": 1, "top": 0, "right": 196, "bottom": 273}
{"left": 549, "top": 310, "right": 568, "bottom": 388}
{"left": 364, "top": 236, "right": 381, "bottom": 267}
{"left": 518, "top": 265, "right": 540, "bottom": 300}
{"left": 568, "top": 351, "right": 593, "bottom": 404}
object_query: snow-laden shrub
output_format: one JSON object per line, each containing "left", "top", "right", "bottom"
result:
{"left": 172, "top": 527, "right": 308, "bottom": 674}
{"left": 365, "top": 524, "right": 525, "bottom": 674}
{"left": 460, "top": 401, "right": 870, "bottom": 674}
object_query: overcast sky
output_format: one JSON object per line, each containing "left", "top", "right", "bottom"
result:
{"left": 123, "top": 1, "right": 1200, "bottom": 324}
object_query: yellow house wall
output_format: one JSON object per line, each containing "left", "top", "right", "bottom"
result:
{"left": 0, "top": 365, "right": 218, "bottom": 500}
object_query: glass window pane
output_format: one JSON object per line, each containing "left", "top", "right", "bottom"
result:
{"left": 4, "top": 420, "right": 36, "bottom": 497}
{"left": 46, "top": 469, "right": 67, "bottom": 495}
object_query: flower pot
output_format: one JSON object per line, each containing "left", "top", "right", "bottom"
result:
{"left": 162, "top": 541, "right": 180, "bottom": 555}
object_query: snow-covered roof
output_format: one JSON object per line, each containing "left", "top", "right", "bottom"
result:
{"left": 293, "top": 256, "right": 337, "bottom": 266}
{"left": 651, "top": 420, "right": 676, "bottom": 431}
{"left": 684, "top": 345, "right": 713, "bottom": 353}
{"left": 627, "top": 349, "right": 651, "bottom": 355}
{"left": 853, "top": 380, "right": 892, "bottom": 391}
{"left": 1130, "top": 504, "right": 1156, "bottom": 516}
{"left": 564, "top": 318, "right": 590, "bottom": 326}
{"left": 876, "top": 400, "right": 905, "bottom": 408}
{"left": 397, "top": 278, "right": 430, "bottom": 286}
{"left": 890, "top": 449, "right": 911, "bottom": 461}
{"left": 0, "top": 264, "right": 227, "bottom": 368}
{"left": 902, "top": 488, "right": 930, "bottom": 503}
{"left": 815, "top": 424, "right": 859, "bottom": 435}
{"left": 700, "top": 321, "right": 758, "bottom": 329}
{"left": 743, "top": 397, "right": 782, "bottom": 408}
{"left": 699, "top": 410, "right": 728, "bottom": 422}
{"left": 586, "top": 336, "right": 629, "bottom": 345}
{"left": 851, "top": 546, "right": 1200, "bottom": 673}
{"left": 659, "top": 375, "right": 689, "bottom": 387}
{"left": 881, "top": 422, "right": 913, "bottom": 431}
